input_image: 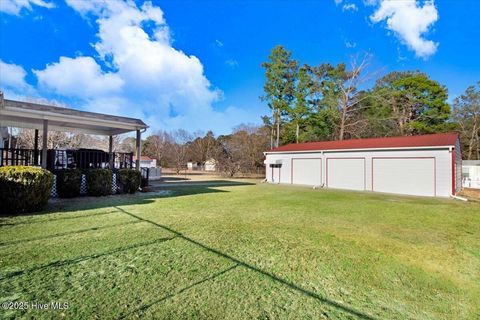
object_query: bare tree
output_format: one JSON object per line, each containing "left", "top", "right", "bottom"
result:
{"left": 453, "top": 82, "right": 480, "bottom": 160}
{"left": 187, "top": 131, "right": 218, "bottom": 164}
{"left": 14, "top": 129, "right": 113, "bottom": 150}
{"left": 142, "top": 131, "right": 172, "bottom": 166}
{"left": 335, "top": 54, "right": 372, "bottom": 140}
{"left": 167, "top": 129, "right": 193, "bottom": 174}
{"left": 216, "top": 125, "right": 270, "bottom": 177}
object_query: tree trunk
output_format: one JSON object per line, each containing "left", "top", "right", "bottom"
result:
{"left": 476, "top": 131, "right": 480, "bottom": 160}
{"left": 270, "top": 123, "right": 274, "bottom": 149}
{"left": 276, "top": 109, "right": 280, "bottom": 148}
{"left": 468, "top": 122, "right": 477, "bottom": 160}
{"left": 339, "top": 104, "right": 347, "bottom": 141}
{"left": 296, "top": 122, "right": 299, "bottom": 143}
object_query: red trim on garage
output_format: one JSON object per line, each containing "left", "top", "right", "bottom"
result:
{"left": 325, "top": 157, "right": 366, "bottom": 190}
{"left": 371, "top": 157, "right": 436, "bottom": 197}
{"left": 291, "top": 158, "right": 322, "bottom": 185}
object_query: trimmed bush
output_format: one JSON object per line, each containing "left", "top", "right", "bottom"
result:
{"left": 0, "top": 166, "right": 53, "bottom": 214}
{"left": 86, "top": 169, "right": 112, "bottom": 196}
{"left": 117, "top": 169, "right": 141, "bottom": 194}
{"left": 56, "top": 169, "right": 81, "bottom": 198}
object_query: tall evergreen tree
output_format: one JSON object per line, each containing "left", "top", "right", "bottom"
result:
{"left": 261, "top": 45, "right": 298, "bottom": 147}
{"left": 366, "top": 71, "right": 452, "bottom": 136}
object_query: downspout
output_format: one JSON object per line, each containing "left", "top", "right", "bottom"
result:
{"left": 449, "top": 146, "right": 467, "bottom": 201}
{"left": 450, "top": 194, "right": 468, "bottom": 201}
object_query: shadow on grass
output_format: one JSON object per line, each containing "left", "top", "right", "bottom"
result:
{"left": 0, "top": 236, "right": 177, "bottom": 280}
{"left": 114, "top": 206, "right": 377, "bottom": 320}
{"left": 149, "top": 180, "right": 257, "bottom": 187}
{"left": 0, "top": 220, "right": 143, "bottom": 247}
{"left": 0, "top": 181, "right": 254, "bottom": 220}
{"left": 118, "top": 264, "right": 240, "bottom": 319}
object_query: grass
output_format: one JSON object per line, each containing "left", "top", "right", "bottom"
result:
{"left": 0, "top": 183, "right": 479, "bottom": 319}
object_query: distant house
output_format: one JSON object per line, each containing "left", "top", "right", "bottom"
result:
{"left": 133, "top": 156, "right": 157, "bottom": 168}
{"left": 187, "top": 158, "right": 217, "bottom": 172}
{"left": 205, "top": 158, "right": 217, "bottom": 171}
{"left": 462, "top": 160, "right": 480, "bottom": 189}
{"left": 187, "top": 161, "right": 201, "bottom": 170}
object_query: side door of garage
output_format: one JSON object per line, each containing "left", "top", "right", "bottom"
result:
{"left": 291, "top": 158, "right": 322, "bottom": 186}
{"left": 372, "top": 157, "right": 435, "bottom": 197}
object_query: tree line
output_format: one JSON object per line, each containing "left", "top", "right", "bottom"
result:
{"left": 261, "top": 45, "right": 480, "bottom": 159}
{"left": 142, "top": 125, "right": 269, "bottom": 176}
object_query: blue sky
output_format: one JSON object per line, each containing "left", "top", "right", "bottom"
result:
{"left": 0, "top": 0, "right": 479, "bottom": 136}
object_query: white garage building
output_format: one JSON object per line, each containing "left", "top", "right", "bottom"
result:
{"left": 264, "top": 133, "right": 462, "bottom": 197}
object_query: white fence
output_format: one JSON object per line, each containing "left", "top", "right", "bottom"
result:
{"left": 462, "top": 178, "right": 480, "bottom": 189}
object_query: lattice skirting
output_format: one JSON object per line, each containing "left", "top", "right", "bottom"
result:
{"left": 51, "top": 173, "right": 118, "bottom": 198}
{"left": 112, "top": 173, "right": 118, "bottom": 194}
{"left": 51, "top": 175, "right": 58, "bottom": 198}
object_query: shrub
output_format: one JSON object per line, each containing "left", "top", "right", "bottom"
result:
{"left": 56, "top": 169, "right": 82, "bottom": 198}
{"left": 86, "top": 169, "right": 112, "bottom": 196}
{"left": 117, "top": 169, "right": 141, "bottom": 194}
{"left": 0, "top": 166, "right": 53, "bottom": 214}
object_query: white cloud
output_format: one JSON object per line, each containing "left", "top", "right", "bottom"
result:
{"left": 370, "top": 0, "right": 439, "bottom": 59}
{"left": 23, "top": 0, "right": 251, "bottom": 134}
{"left": 34, "top": 56, "right": 124, "bottom": 99}
{"left": 0, "top": 0, "right": 54, "bottom": 15}
{"left": 215, "top": 39, "right": 224, "bottom": 47}
{"left": 342, "top": 3, "right": 358, "bottom": 12}
{"left": 0, "top": 59, "right": 36, "bottom": 97}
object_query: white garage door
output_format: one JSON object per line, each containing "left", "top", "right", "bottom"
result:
{"left": 327, "top": 158, "right": 365, "bottom": 191}
{"left": 292, "top": 158, "right": 321, "bottom": 186}
{"left": 372, "top": 158, "right": 435, "bottom": 196}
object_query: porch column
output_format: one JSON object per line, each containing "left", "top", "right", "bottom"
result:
{"left": 108, "top": 135, "right": 114, "bottom": 168}
{"left": 135, "top": 129, "right": 141, "bottom": 171}
{"left": 41, "top": 120, "right": 48, "bottom": 169}
{"left": 34, "top": 129, "right": 39, "bottom": 165}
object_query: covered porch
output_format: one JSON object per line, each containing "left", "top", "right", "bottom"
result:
{"left": 0, "top": 94, "right": 148, "bottom": 175}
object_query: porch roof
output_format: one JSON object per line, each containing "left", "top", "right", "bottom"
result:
{"left": 0, "top": 96, "right": 148, "bottom": 135}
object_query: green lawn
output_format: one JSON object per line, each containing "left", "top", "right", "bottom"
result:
{"left": 0, "top": 183, "right": 479, "bottom": 319}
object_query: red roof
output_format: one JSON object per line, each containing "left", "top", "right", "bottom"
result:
{"left": 133, "top": 156, "right": 154, "bottom": 161}
{"left": 268, "top": 133, "right": 459, "bottom": 153}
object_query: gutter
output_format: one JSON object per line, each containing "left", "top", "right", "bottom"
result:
{"left": 265, "top": 145, "right": 454, "bottom": 154}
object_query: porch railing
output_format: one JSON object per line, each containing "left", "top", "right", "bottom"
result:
{"left": 0, "top": 148, "right": 39, "bottom": 167}
{"left": 0, "top": 148, "right": 133, "bottom": 171}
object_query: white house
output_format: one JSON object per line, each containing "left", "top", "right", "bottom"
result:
{"left": 462, "top": 160, "right": 480, "bottom": 189}
{"left": 264, "top": 133, "right": 462, "bottom": 198}
{"left": 133, "top": 156, "right": 157, "bottom": 168}
{"left": 187, "top": 161, "right": 201, "bottom": 170}
{"left": 205, "top": 158, "right": 217, "bottom": 171}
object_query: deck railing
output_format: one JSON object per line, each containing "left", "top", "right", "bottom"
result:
{"left": 0, "top": 148, "right": 39, "bottom": 167}
{"left": 0, "top": 148, "right": 133, "bottom": 171}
